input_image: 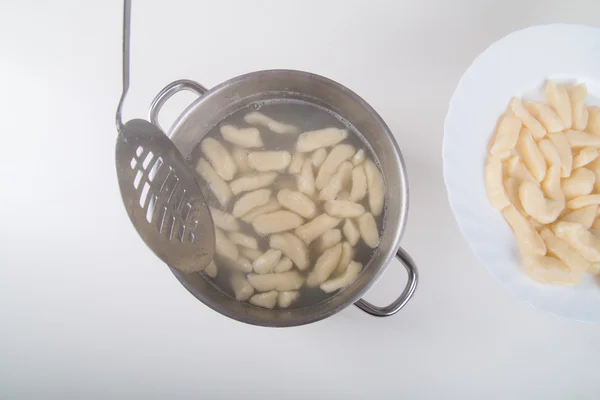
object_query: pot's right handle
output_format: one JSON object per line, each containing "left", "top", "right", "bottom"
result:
{"left": 354, "top": 247, "right": 418, "bottom": 317}
{"left": 149, "top": 79, "right": 208, "bottom": 133}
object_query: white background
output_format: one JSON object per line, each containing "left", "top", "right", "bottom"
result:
{"left": 1, "top": 0, "right": 599, "bottom": 399}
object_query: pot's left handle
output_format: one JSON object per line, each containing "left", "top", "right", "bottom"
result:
{"left": 354, "top": 247, "right": 418, "bottom": 317}
{"left": 149, "top": 79, "right": 208, "bottom": 133}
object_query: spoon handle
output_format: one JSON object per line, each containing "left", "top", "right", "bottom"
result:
{"left": 115, "top": 0, "right": 131, "bottom": 132}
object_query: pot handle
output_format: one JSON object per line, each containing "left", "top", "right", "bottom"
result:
{"left": 354, "top": 247, "right": 418, "bottom": 317}
{"left": 148, "top": 79, "right": 208, "bottom": 133}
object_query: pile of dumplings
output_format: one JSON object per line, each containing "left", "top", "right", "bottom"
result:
{"left": 194, "top": 111, "right": 386, "bottom": 309}
{"left": 486, "top": 80, "right": 600, "bottom": 285}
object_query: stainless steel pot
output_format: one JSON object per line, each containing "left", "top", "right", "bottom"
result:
{"left": 148, "top": 70, "right": 418, "bottom": 327}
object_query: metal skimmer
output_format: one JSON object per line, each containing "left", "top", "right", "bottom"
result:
{"left": 114, "top": 0, "right": 214, "bottom": 273}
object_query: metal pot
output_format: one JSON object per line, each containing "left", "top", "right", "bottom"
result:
{"left": 148, "top": 70, "right": 418, "bottom": 327}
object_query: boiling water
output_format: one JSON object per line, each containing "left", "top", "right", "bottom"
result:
{"left": 190, "top": 100, "right": 386, "bottom": 309}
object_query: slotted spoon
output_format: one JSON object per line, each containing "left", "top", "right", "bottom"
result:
{"left": 114, "top": 0, "right": 214, "bottom": 273}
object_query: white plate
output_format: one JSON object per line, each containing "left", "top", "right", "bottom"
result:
{"left": 443, "top": 24, "right": 600, "bottom": 323}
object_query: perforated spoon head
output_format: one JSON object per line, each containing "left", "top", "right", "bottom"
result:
{"left": 116, "top": 119, "right": 215, "bottom": 273}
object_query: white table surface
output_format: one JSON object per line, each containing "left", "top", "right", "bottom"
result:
{"left": 1, "top": 1, "right": 599, "bottom": 399}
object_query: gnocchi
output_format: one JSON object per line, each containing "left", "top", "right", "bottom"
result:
{"left": 364, "top": 159, "right": 385, "bottom": 216}
{"left": 504, "top": 178, "right": 525, "bottom": 215}
{"left": 573, "top": 147, "right": 598, "bottom": 169}
{"left": 295, "top": 213, "right": 341, "bottom": 245}
{"left": 306, "top": 243, "right": 342, "bottom": 287}
{"left": 506, "top": 155, "right": 536, "bottom": 182}
{"left": 230, "top": 172, "right": 278, "bottom": 196}
{"left": 544, "top": 80, "right": 572, "bottom": 129}
{"left": 288, "top": 152, "right": 305, "bottom": 174}
{"left": 270, "top": 233, "right": 309, "bottom": 271}
{"left": 522, "top": 255, "right": 580, "bottom": 286}
{"left": 223, "top": 256, "right": 253, "bottom": 273}
{"left": 350, "top": 165, "right": 368, "bottom": 202}
{"left": 240, "top": 247, "right": 263, "bottom": 261}
{"left": 324, "top": 200, "right": 365, "bottom": 218}
{"left": 565, "top": 130, "right": 600, "bottom": 148}
{"left": 229, "top": 232, "right": 259, "bottom": 250}
{"left": 244, "top": 111, "right": 299, "bottom": 135}
{"left": 516, "top": 129, "right": 546, "bottom": 182}
{"left": 501, "top": 206, "right": 546, "bottom": 256}
{"left": 490, "top": 114, "right": 522, "bottom": 158}
{"left": 524, "top": 101, "right": 565, "bottom": 133}
{"left": 195, "top": 106, "right": 385, "bottom": 308}
{"left": 315, "top": 144, "right": 355, "bottom": 190}
{"left": 248, "top": 151, "right": 292, "bottom": 172}
{"left": 296, "top": 128, "right": 348, "bottom": 152}
{"left": 231, "top": 147, "right": 251, "bottom": 173}
{"left": 540, "top": 228, "right": 589, "bottom": 274}
{"left": 253, "top": 249, "right": 282, "bottom": 274}
{"left": 273, "top": 256, "right": 293, "bottom": 273}
{"left": 561, "top": 168, "right": 595, "bottom": 199}
{"left": 312, "top": 148, "right": 327, "bottom": 168}
{"left": 541, "top": 165, "right": 564, "bottom": 202}
{"left": 343, "top": 219, "right": 360, "bottom": 246}
{"left": 538, "top": 139, "right": 561, "bottom": 167}
{"left": 567, "top": 194, "right": 600, "bottom": 210}
{"left": 485, "top": 156, "right": 511, "bottom": 211}
{"left": 215, "top": 228, "right": 239, "bottom": 261}
{"left": 297, "top": 159, "right": 316, "bottom": 196}
{"left": 319, "top": 229, "right": 342, "bottom": 251}
{"left": 231, "top": 273, "right": 254, "bottom": 301}
{"left": 195, "top": 158, "right": 233, "bottom": 207}
{"left": 204, "top": 260, "right": 218, "bottom": 278}
{"left": 553, "top": 221, "right": 600, "bottom": 262}
{"left": 201, "top": 137, "right": 237, "bottom": 181}
{"left": 240, "top": 199, "right": 281, "bottom": 223}
{"left": 568, "top": 84, "right": 589, "bottom": 130}
{"left": 247, "top": 271, "right": 304, "bottom": 292}
{"left": 519, "top": 181, "right": 563, "bottom": 224}
{"left": 487, "top": 81, "right": 600, "bottom": 287}
{"left": 358, "top": 212, "right": 380, "bottom": 248}
{"left": 252, "top": 210, "right": 304, "bottom": 235}
{"left": 220, "top": 125, "right": 263, "bottom": 148}
{"left": 249, "top": 291, "right": 278, "bottom": 309}
{"left": 548, "top": 132, "right": 573, "bottom": 177}
{"left": 321, "top": 261, "right": 363, "bottom": 293}
{"left": 319, "top": 161, "right": 353, "bottom": 201}
{"left": 277, "top": 291, "right": 300, "bottom": 308}
{"left": 562, "top": 205, "right": 597, "bottom": 229}
{"left": 232, "top": 189, "right": 271, "bottom": 218}
{"left": 210, "top": 207, "right": 240, "bottom": 232}
{"left": 352, "top": 149, "right": 366, "bottom": 166}
{"left": 333, "top": 241, "right": 354, "bottom": 277}
{"left": 510, "top": 97, "right": 546, "bottom": 139}
{"left": 277, "top": 189, "right": 317, "bottom": 219}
